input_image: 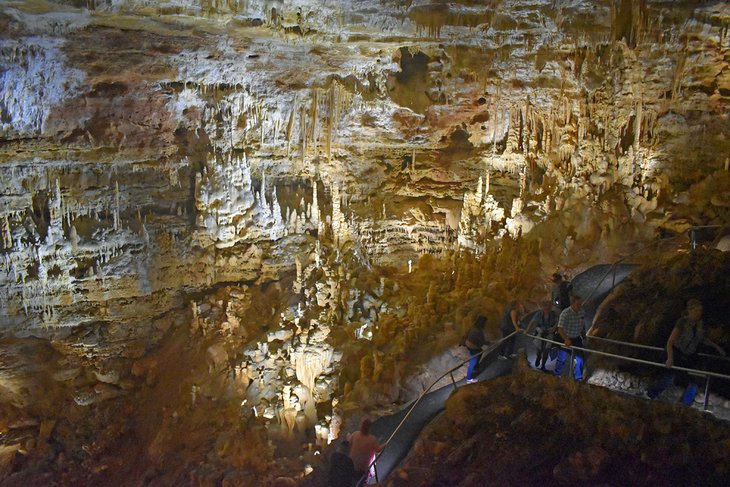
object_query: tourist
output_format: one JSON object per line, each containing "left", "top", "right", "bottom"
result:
{"left": 348, "top": 418, "right": 384, "bottom": 486}
{"left": 554, "top": 294, "right": 586, "bottom": 380}
{"left": 527, "top": 300, "right": 558, "bottom": 370}
{"left": 646, "top": 299, "right": 726, "bottom": 405}
{"left": 464, "top": 315, "right": 488, "bottom": 383}
{"left": 551, "top": 273, "right": 571, "bottom": 310}
{"left": 328, "top": 440, "right": 355, "bottom": 487}
{"left": 500, "top": 300, "right": 522, "bottom": 359}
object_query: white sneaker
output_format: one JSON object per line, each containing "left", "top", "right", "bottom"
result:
{"left": 466, "top": 378, "right": 478, "bottom": 384}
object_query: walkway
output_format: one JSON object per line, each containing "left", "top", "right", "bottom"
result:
{"left": 364, "top": 264, "right": 637, "bottom": 482}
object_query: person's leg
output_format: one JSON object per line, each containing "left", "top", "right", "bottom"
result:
{"left": 474, "top": 357, "right": 487, "bottom": 377}
{"left": 571, "top": 339, "right": 585, "bottom": 380}
{"left": 539, "top": 341, "right": 550, "bottom": 369}
{"left": 554, "top": 348, "right": 568, "bottom": 376}
{"left": 505, "top": 334, "right": 516, "bottom": 356}
{"left": 647, "top": 372, "right": 674, "bottom": 399}
{"left": 353, "top": 470, "right": 367, "bottom": 487}
{"left": 681, "top": 380, "right": 699, "bottom": 406}
{"left": 573, "top": 353, "right": 584, "bottom": 381}
{"left": 499, "top": 331, "right": 510, "bottom": 357}
{"left": 535, "top": 341, "right": 545, "bottom": 367}
{"left": 466, "top": 351, "right": 479, "bottom": 380}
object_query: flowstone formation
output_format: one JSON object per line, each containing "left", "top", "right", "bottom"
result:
{"left": 1, "top": 0, "right": 730, "bottom": 484}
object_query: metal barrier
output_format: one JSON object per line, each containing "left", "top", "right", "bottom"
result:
{"left": 357, "top": 329, "right": 730, "bottom": 485}
{"left": 581, "top": 235, "right": 678, "bottom": 305}
{"left": 587, "top": 335, "right": 730, "bottom": 363}
{"left": 357, "top": 330, "right": 519, "bottom": 485}
{"left": 354, "top": 228, "right": 728, "bottom": 484}
{"left": 530, "top": 332, "right": 730, "bottom": 411}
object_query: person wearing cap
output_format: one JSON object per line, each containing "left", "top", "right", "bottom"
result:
{"left": 647, "top": 299, "right": 726, "bottom": 405}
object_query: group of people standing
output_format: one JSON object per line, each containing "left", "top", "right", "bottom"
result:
{"left": 464, "top": 272, "right": 727, "bottom": 408}
{"left": 327, "top": 275, "right": 727, "bottom": 486}
{"left": 516, "top": 273, "right": 587, "bottom": 379}
{"left": 466, "top": 273, "right": 585, "bottom": 381}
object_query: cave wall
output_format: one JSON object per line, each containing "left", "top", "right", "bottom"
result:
{"left": 1, "top": 0, "right": 729, "bottom": 333}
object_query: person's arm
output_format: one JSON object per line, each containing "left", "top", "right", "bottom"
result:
{"left": 702, "top": 336, "right": 726, "bottom": 356}
{"left": 557, "top": 312, "right": 571, "bottom": 346}
{"left": 525, "top": 316, "right": 537, "bottom": 335}
{"left": 464, "top": 329, "right": 478, "bottom": 350}
{"left": 510, "top": 308, "right": 520, "bottom": 332}
{"left": 558, "top": 326, "right": 571, "bottom": 347}
{"left": 665, "top": 327, "right": 680, "bottom": 367}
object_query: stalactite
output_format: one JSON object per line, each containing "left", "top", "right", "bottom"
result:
{"left": 286, "top": 101, "right": 296, "bottom": 156}
{"left": 300, "top": 104, "right": 307, "bottom": 170}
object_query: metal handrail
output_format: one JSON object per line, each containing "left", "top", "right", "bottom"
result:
{"left": 533, "top": 333, "right": 730, "bottom": 380}
{"left": 357, "top": 326, "right": 730, "bottom": 484}
{"left": 530, "top": 332, "right": 730, "bottom": 411}
{"left": 581, "top": 235, "right": 678, "bottom": 304}
{"left": 582, "top": 224, "right": 722, "bottom": 317}
{"left": 587, "top": 335, "right": 730, "bottom": 363}
{"left": 358, "top": 330, "right": 519, "bottom": 485}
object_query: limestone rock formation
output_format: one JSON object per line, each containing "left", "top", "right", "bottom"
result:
{"left": 1, "top": 0, "right": 730, "bottom": 484}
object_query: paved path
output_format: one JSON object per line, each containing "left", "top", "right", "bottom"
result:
{"left": 365, "top": 264, "right": 637, "bottom": 483}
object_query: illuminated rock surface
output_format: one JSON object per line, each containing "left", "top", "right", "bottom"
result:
{"left": 0, "top": 0, "right": 729, "bottom": 484}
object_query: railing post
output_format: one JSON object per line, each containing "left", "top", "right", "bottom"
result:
{"left": 703, "top": 376, "right": 711, "bottom": 411}
{"left": 450, "top": 372, "right": 458, "bottom": 390}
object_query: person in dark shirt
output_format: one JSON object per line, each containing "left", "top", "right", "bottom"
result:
{"left": 328, "top": 440, "right": 355, "bottom": 487}
{"left": 465, "top": 316, "right": 488, "bottom": 383}
{"left": 551, "top": 273, "right": 571, "bottom": 310}
{"left": 500, "top": 301, "right": 522, "bottom": 358}
{"left": 527, "top": 300, "right": 558, "bottom": 370}
{"left": 647, "top": 299, "right": 726, "bottom": 405}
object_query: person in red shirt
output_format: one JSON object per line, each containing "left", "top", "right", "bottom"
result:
{"left": 347, "top": 417, "right": 384, "bottom": 486}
